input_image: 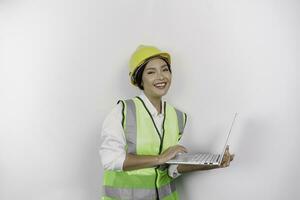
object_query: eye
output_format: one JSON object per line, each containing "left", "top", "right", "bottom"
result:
{"left": 147, "top": 71, "right": 154, "bottom": 74}
{"left": 163, "top": 68, "right": 169, "bottom": 72}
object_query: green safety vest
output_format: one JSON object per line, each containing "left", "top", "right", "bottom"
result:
{"left": 102, "top": 96, "right": 187, "bottom": 200}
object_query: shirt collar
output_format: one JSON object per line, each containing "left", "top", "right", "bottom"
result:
{"left": 138, "top": 92, "right": 165, "bottom": 117}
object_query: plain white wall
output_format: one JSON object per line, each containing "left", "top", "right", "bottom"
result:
{"left": 1, "top": 0, "right": 299, "bottom": 199}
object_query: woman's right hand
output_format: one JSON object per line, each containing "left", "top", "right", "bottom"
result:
{"left": 158, "top": 145, "right": 188, "bottom": 164}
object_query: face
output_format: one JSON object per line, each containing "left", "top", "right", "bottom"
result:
{"left": 142, "top": 58, "right": 172, "bottom": 99}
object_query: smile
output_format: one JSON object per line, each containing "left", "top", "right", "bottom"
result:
{"left": 154, "top": 82, "right": 167, "bottom": 89}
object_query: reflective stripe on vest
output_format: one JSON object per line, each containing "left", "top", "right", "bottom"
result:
{"left": 124, "top": 99, "right": 137, "bottom": 154}
{"left": 174, "top": 108, "right": 187, "bottom": 141}
{"left": 103, "top": 181, "right": 176, "bottom": 200}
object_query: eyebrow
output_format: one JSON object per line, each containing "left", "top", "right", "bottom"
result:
{"left": 145, "top": 64, "right": 168, "bottom": 71}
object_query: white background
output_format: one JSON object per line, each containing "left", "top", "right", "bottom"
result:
{"left": 1, "top": 0, "right": 299, "bottom": 199}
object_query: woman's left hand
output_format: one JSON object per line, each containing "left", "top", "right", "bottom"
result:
{"left": 219, "top": 145, "right": 235, "bottom": 168}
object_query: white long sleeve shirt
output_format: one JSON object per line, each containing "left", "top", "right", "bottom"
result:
{"left": 99, "top": 92, "right": 184, "bottom": 178}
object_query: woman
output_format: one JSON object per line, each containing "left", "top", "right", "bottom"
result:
{"left": 100, "top": 45, "right": 234, "bottom": 200}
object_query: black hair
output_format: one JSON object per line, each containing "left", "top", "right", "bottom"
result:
{"left": 132, "top": 56, "right": 172, "bottom": 90}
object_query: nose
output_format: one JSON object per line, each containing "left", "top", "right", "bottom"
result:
{"left": 157, "top": 71, "right": 164, "bottom": 80}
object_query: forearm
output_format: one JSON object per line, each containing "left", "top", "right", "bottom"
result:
{"left": 177, "top": 164, "right": 219, "bottom": 173}
{"left": 123, "top": 153, "right": 161, "bottom": 171}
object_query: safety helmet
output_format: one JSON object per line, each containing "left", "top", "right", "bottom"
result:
{"left": 129, "top": 45, "right": 171, "bottom": 86}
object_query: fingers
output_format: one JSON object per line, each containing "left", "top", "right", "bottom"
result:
{"left": 174, "top": 145, "right": 188, "bottom": 153}
{"left": 163, "top": 145, "right": 188, "bottom": 160}
{"left": 230, "top": 154, "right": 235, "bottom": 161}
{"left": 220, "top": 149, "right": 234, "bottom": 168}
{"left": 220, "top": 154, "right": 235, "bottom": 168}
{"left": 224, "top": 146, "right": 230, "bottom": 156}
{"left": 221, "top": 158, "right": 230, "bottom": 168}
{"left": 159, "top": 145, "right": 189, "bottom": 164}
{"left": 225, "top": 161, "right": 230, "bottom": 167}
{"left": 225, "top": 145, "right": 234, "bottom": 160}
{"left": 225, "top": 146, "right": 234, "bottom": 162}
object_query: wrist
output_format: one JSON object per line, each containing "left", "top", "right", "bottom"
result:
{"left": 157, "top": 155, "right": 163, "bottom": 165}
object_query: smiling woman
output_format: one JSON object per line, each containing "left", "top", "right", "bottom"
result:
{"left": 99, "top": 45, "right": 234, "bottom": 200}
{"left": 135, "top": 58, "right": 172, "bottom": 109}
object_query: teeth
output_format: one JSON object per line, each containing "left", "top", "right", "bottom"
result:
{"left": 155, "top": 83, "right": 166, "bottom": 87}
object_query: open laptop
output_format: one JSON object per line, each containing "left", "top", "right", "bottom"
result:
{"left": 166, "top": 113, "right": 238, "bottom": 166}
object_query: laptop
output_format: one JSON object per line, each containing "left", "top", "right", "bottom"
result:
{"left": 166, "top": 113, "right": 238, "bottom": 166}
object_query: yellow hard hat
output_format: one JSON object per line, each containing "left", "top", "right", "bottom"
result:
{"left": 129, "top": 45, "right": 171, "bottom": 85}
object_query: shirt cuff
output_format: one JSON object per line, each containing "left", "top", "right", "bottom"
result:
{"left": 101, "top": 151, "right": 126, "bottom": 171}
{"left": 114, "top": 152, "right": 126, "bottom": 171}
{"left": 168, "top": 164, "right": 181, "bottom": 178}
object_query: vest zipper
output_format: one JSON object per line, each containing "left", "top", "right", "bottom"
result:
{"left": 159, "top": 101, "right": 167, "bottom": 154}
{"left": 156, "top": 102, "right": 166, "bottom": 199}
{"left": 136, "top": 97, "right": 167, "bottom": 200}
{"left": 155, "top": 167, "right": 159, "bottom": 200}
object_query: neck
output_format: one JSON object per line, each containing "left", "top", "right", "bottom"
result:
{"left": 144, "top": 92, "right": 162, "bottom": 113}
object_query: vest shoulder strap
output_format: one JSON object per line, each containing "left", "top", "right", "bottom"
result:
{"left": 117, "top": 99, "right": 137, "bottom": 154}
{"left": 117, "top": 100, "right": 125, "bottom": 128}
{"left": 169, "top": 104, "right": 187, "bottom": 140}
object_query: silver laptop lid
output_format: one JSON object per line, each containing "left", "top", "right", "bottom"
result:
{"left": 218, "top": 112, "right": 238, "bottom": 164}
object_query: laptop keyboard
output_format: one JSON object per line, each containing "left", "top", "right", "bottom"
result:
{"left": 173, "top": 153, "right": 220, "bottom": 164}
